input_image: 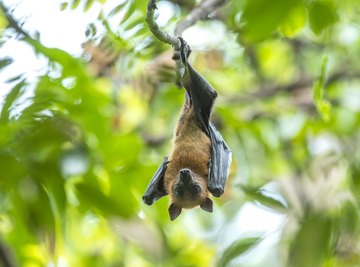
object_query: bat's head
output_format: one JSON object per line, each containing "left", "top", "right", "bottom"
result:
{"left": 168, "top": 168, "right": 213, "bottom": 221}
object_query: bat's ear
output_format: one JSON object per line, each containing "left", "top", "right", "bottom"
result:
{"left": 168, "top": 203, "right": 182, "bottom": 221}
{"left": 200, "top": 197, "right": 213, "bottom": 213}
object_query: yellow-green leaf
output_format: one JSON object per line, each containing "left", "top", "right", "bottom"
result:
{"left": 279, "top": 3, "right": 307, "bottom": 37}
{"left": 313, "top": 56, "right": 332, "bottom": 122}
{"left": 308, "top": 0, "right": 338, "bottom": 35}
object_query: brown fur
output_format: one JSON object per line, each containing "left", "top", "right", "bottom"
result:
{"left": 164, "top": 103, "right": 212, "bottom": 209}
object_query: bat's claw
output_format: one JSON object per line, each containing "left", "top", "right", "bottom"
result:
{"left": 142, "top": 195, "right": 153, "bottom": 205}
{"left": 148, "top": 0, "right": 157, "bottom": 10}
{"left": 172, "top": 51, "right": 180, "bottom": 60}
{"left": 209, "top": 185, "right": 224, "bottom": 197}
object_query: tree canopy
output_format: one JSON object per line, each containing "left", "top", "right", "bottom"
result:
{"left": 1, "top": 0, "right": 360, "bottom": 266}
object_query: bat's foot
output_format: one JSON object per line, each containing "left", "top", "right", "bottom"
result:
{"left": 148, "top": 0, "right": 157, "bottom": 10}
{"left": 142, "top": 195, "right": 153, "bottom": 205}
{"left": 209, "top": 185, "right": 224, "bottom": 197}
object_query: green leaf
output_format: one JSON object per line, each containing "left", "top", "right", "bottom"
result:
{"left": 5, "top": 74, "right": 24, "bottom": 83}
{"left": 119, "top": 0, "right": 136, "bottom": 26}
{"left": 133, "top": 25, "right": 149, "bottom": 37}
{"left": 123, "top": 14, "right": 144, "bottom": 32}
{"left": 288, "top": 214, "right": 334, "bottom": 267}
{"left": 25, "top": 38, "right": 87, "bottom": 79}
{"left": 340, "top": 201, "right": 360, "bottom": 236}
{"left": 0, "top": 8, "right": 9, "bottom": 30}
{"left": 0, "top": 57, "right": 13, "bottom": 70}
{"left": 308, "top": 0, "right": 338, "bottom": 35}
{"left": 350, "top": 162, "right": 360, "bottom": 197}
{"left": 71, "top": 0, "right": 81, "bottom": 9}
{"left": 241, "top": 185, "right": 287, "bottom": 212}
{"left": 46, "top": 176, "right": 67, "bottom": 217}
{"left": 0, "top": 80, "right": 25, "bottom": 122}
{"left": 278, "top": 3, "right": 307, "bottom": 37}
{"left": 313, "top": 56, "right": 332, "bottom": 122}
{"left": 0, "top": 151, "right": 25, "bottom": 183}
{"left": 241, "top": 0, "right": 302, "bottom": 42}
{"left": 84, "top": 0, "right": 95, "bottom": 12}
{"left": 75, "top": 183, "right": 124, "bottom": 217}
{"left": 217, "top": 237, "right": 263, "bottom": 267}
{"left": 318, "top": 100, "right": 331, "bottom": 121}
{"left": 60, "top": 2, "right": 69, "bottom": 10}
{"left": 108, "top": 1, "right": 128, "bottom": 17}
{"left": 85, "top": 23, "right": 97, "bottom": 37}
{"left": 314, "top": 56, "right": 328, "bottom": 100}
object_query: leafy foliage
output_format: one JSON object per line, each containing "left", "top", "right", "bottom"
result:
{"left": 1, "top": 0, "right": 360, "bottom": 266}
{"left": 217, "top": 236, "right": 263, "bottom": 267}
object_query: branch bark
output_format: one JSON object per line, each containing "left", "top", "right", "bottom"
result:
{"left": 146, "top": 0, "right": 181, "bottom": 49}
{"left": 175, "top": 0, "right": 228, "bottom": 37}
{"left": 0, "top": 2, "right": 31, "bottom": 39}
{"left": 0, "top": 243, "right": 14, "bottom": 267}
{"left": 146, "top": 0, "right": 228, "bottom": 46}
{"left": 226, "top": 69, "right": 360, "bottom": 104}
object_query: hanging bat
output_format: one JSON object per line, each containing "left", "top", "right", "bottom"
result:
{"left": 142, "top": 38, "right": 232, "bottom": 220}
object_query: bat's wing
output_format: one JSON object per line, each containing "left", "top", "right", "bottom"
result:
{"left": 142, "top": 156, "right": 169, "bottom": 205}
{"left": 179, "top": 38, "right": 232, "bottom": 197}
{"left": 179, "top": 38, "right": 217, "bottom": 135}
{"left": 208, "top": 122, "right": 232, "bottom": 197}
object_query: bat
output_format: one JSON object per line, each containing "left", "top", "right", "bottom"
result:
{"left": 142, "top": 38, "right": 232, "bottom": 220}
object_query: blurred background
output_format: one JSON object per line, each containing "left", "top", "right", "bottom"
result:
{"left": 1, "top": 0, "right": 360, "bottom": 266}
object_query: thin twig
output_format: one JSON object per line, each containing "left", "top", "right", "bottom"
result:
{"left": 0, "top": 243, "right": 14, "bottom": 267}
{"left": 146, "top": 0, "right": 227, "bottom": 83}
{"left": 0, "top": 2, "right": 31, "bottom": 39}
{"left": 175, "top": 0, "right": 228, "bottom": 37}
{"left": 226, "top": 69, "right": 360, "bottom": 104}
{"left": 146, "top": 0, "right": 181, "bottom": 49}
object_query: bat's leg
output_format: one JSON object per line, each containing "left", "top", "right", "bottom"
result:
{"left": 178, "top": 37, "right": 217, "bottom": 134}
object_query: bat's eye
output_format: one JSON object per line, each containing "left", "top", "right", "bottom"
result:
{"left": 192, "top": 185, "right": 201, "bottom": 195}
{"left": 174, "top": 187, "right": 184, "bottom": 197}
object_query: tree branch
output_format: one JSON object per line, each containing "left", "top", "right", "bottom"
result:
{"left": 226, "top": 69, "right": 360, "bottom": 104}
{"left": 146, "top": 0, "right": 181, "bottom": 49}
{"left": 0, "top": 2, "right": 31, "bottom": 39}
{"left": 146, "top": 0, "right": 228, "bottom": 84}
{"left": 175, "top": 0, "right": 228, "bottom": 37}
{"left": 0, "top": 242, "right": 14, "bottom": 267}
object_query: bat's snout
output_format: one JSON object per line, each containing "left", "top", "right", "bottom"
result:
{"left": 179, "top": 168, "right": 191, "bottom": 183}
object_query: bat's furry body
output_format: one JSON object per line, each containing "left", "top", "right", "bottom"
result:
{"left": 165, "top": 105, "right": 211, "bottom": 209}
{"left": 142, "top": 38, "right": 231, "bottom": 220}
